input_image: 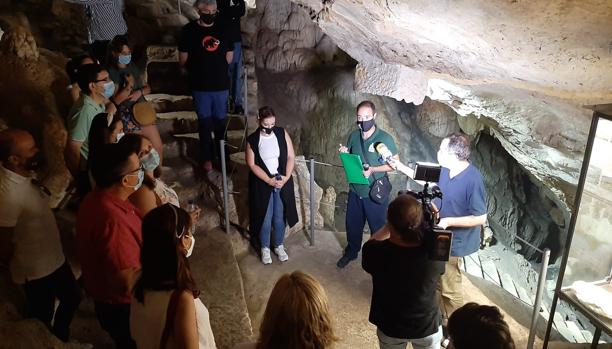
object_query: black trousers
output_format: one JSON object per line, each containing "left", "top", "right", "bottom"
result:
{"left": 22, "top": 262, "right": 81, "bottom": 342}
{"left": 89, "top": 40, "right": 110, "bottom": 65}
{"left": 94, "top": 301, "right": 136, "bottom": 349}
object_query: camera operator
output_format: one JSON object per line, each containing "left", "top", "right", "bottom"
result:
{"left": 433, "top": 132, "right": 487, "bottom": 322}
{"left": 362, "top": 194, "right": 445, "bottom": 349}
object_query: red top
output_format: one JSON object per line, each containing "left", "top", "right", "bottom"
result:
{"left": 76, "top": 189, "right": 142, "bottom": 304}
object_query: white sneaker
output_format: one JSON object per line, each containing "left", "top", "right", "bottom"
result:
{"left": 261, "top": 247, "right": 272, "bottom": 265}
{"left": 274, "top": 245, "right": 289, "bottom": 262}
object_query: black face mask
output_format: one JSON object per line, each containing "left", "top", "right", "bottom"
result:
{"left": 260, "top": 126, "right": 273, "bottom": 135}
{"left": 200, "top": 13, "right": 216, "bottom": 25}
{"left": 24, "top": 153, "right": 43, "bottom": 171}
{"left": 357, "top": 119, "right": 375, "bottom": 132}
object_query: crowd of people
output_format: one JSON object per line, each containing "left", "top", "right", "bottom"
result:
{"left": 0, "top": 0, "right": 518, "bottom": 348}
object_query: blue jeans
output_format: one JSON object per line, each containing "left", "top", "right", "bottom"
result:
{"left": 228, "top": 42, "right": 243, "bottom": 108}
{"left": 192, "top": 90, "right": 228, "bottom": 162}
{"left": 260, "top": 190, "right": 285, "bottom": 248}
{"left": 345, "top": 190, "right": 388, "bottom": 259}
{"left": 377, "top": 327, "right": 442, "bottom": 349}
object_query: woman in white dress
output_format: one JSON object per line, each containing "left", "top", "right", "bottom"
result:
{"left": 131, "top": 204, "right": 216, "bottom": 349}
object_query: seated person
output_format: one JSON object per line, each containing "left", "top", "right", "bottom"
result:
{"left": 87, "top": 113, "right": 124, "bottom": 186}
{"left": 107, "top": 35, "right": 163, "bottom": 163}
{"left": 118, "top": 134, "right": 181, "bottom": 215}
{"left": 447, "top": 303, "right": 516, "bottom": 349}
{"left": 234, "top": 271, "right": 337, "bottom": 349}
{"left": 65, "top": 54, "right": 97, "bottom": 102}
{"left": 362, "top": 194, "right": 445, "bottom": 349}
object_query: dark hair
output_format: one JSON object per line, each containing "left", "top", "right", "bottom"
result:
{"left": 90, "top": 143, "right": 136, "bottom": 188}
{"left": 258, "top": 106, "right": 276, "bottom": 120}
{"left": 65, "top": 54, "right": 94, "bottom": 83}
{"left": 356, "top": 100, "right": 376, "bottom": 114}
{"left": 118, "top": 133, "right": 156, "bottom": 189}
{"left": 445, "top": 132, "right": 471, "bottom": 161}
{"left": 107, "top": 34, "right": 130, "bottom": 66}
{"left": 387, "top": 194, "right": 423, "bottom": 243}
{"left": 448, "top": 303, "right": 516, "bottom": 349}
{"left": 134, "top": 204, "right": 198, "bottom": 303}
{"left": 88, "top": 113, "right": 115, "bottom": 169}
{"left": 0, "top": 129, "right": 17, "bottom": 162}
{"left": 76, "top": 63, "right": 104, "bottom": 94}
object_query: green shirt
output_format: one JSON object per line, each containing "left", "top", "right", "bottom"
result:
{"left": 346, "top": 127, "right": 398, "bottom": 198}
{"left": 67, "top": 94, "right": 105, "bottom": 160}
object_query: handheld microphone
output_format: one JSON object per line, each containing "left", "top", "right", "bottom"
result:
{"left": 374, "top": 142, "right": 393, "bottom": 161}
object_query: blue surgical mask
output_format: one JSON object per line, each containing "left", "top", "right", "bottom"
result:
{"left": 141, "top": 148, "right": 160, "bottom": 172}
{"left": 118, "top": 54, "right": 131, "bottom": 65}
{"left": 126, "top": 169, "right": 144, "bottom": 191}
{"left": 102, "top": 81, "right": 115, "bottom": 99}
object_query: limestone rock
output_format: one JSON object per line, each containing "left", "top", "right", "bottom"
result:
{"left": 320, "top": 186, "right": 336, "bottom": 229}
{"left": 0, "top": 25, "right": 38, "bottom": 60}
{"left": 289, "top": 155, "right": 324, "bottom": 236}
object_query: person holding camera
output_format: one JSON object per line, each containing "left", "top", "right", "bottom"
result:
{"left": 337, "top": 100, "right": 399, "bottom": 268}
{"left": 362, "top": 194, "right": 445, "bottom": 349}
{"left": 434, "top": 132, "right": 487, "bottom": 322}
{"left": 246, "top": 106, "right": 298, "bottom": 265}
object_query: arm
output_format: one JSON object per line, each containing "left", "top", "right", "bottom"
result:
{"left": 179, "top": 52, "right": 188, "bottom": 67}
{"left": 172, "top": 291, "right": 199, "bottom": 349}
{"left": 0, "top": 227, "right": 15, "bottom": 267}
{"left": 363, "top": 154, "right": 398, "bottom": 178}
{"left": 114, "top": 267, "right": 140, "bottom": 296}
{"left": 128, "top": 187, "right": 158, "bottom": 217}
{"left": 64, "top": 140, "right": 83, "bottom": 177}
{"left": 226, "top": 51, "right": 234, "bottom": 65}
{"left": 438, "top": 214, "right": 487, "bottom": 230}
{"left": 281, "top": 130, "right": 295, "bottom": 187}
{"left": 245, "top": 143, "right": 275, "bottom": 186}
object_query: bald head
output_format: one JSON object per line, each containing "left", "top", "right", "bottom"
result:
{"left": 0, "top": 129, "right": 38, "bottom": 173}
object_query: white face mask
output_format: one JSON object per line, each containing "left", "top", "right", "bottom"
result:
{"left": 115, "top": 132, "right": 125, "bottom": 143}
{"left": 185, "top": 235, "right": 195, "bottom": 258}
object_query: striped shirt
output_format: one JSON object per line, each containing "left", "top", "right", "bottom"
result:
{"left": 66, "top": 0, "right": 128, "bottom": 43}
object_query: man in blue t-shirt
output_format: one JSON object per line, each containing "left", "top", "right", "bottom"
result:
{"left": 433, "top": 132, "right": 487, "bottom": 321}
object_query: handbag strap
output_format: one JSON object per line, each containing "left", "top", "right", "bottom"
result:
{"left": 357, "top": 131, "right": 369, "bottom": 166}
{"left": 160, "top": 289, "right": 182, "bottom": 349}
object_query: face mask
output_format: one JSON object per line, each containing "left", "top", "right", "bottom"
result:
{"left": 141, "top": 148, "right": 160, "bottom": 172}
{"left": 115, "top": 132, "right": 125, "bottom": 143}
{"left": 118, "top": 54, "right": 131, "bottom": 65}
{"left": 260, "top": 126, "right": 273, "bottom": 135}
{"left": 126, "top": 169, "right": 144, "bottom": 191}
{"left": 358, "top": 119, "right": 375, "bottom": 132}
{"left": 102, "top": 81, "right": 115, "bottom": 99}
{"left": 200, "top": 13, "right": 216, "bottom": 25}
{"left": 185, "top": 235, "right": 195, "bottom": 258}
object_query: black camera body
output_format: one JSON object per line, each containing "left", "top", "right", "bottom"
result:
{"left": 398, "top": 162, "right": 452, "bottom": 261}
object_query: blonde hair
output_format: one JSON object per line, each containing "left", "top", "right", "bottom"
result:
{"left": 256, "top": 271, "right": 337, "bottom": 349}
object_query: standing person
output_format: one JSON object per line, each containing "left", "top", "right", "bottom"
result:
{"left": 0, "top": 129, "right": 81, "bottom": 342}
{"left": 245, "top": 106, "right": 298, "bottom": 265}
{"left": 76, "top": 143, "right": 143, "bottom": 349}
{"left": 337, "top": 100, "right": 399, "bottom": 268}
{"left": 218, "top": 0, "right": 246, "bottom": 114}
{"left": 434, "top": 132, "right": 487, "bottom": 322}
{"left": 131, "top": 204, "right": 216, "bottom": 349}
{"left": 447, "top": 303, "right": 515, "bottom": 349}
{"left": 362, "top": 194, "right": 445, "bottom": 349}
{"left": 233, "top": 271, "right": 337, "bottom": 349}
{"left": 65, "top": 0, "right": 128, "bottom": 64}
{"left": 179, "top": 0, "right": 234, "bottom": 173}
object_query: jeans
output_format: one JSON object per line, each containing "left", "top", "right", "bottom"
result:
{"left": 94, "top": 301, "right": 136, "bottom": 349}
{"left": 344, "top": 190, "right": 388, "bottom": 259}
{"left": 260, "top": 190, "right": 285, "bottom": 248}
{"left": 23, "top": 262, "right": 81, "bottom": 342}
{"left": 192, "top": 90, "right": 229, "bottom": 162}
{"left": 377, "top": 326, "right": 443, "bottom": 349}
{"left": 228, "top": 42, "right": 243, "bottom": 108}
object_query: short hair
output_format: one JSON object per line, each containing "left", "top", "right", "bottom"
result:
{"left": 65, "top": 54, "right": 94, "bottom": 83}
{"left": 258, "top": 106, "right": 276, "bottom": 120}
{"left": 0, "top": 129, "right": 17, "bottom": 162}
{"left": 76, "top": 63, "right": 104, "bottom": 94}
{"left": 134, "top": 204, "right": 197, "bottom": 303}
{"left": 444, "top": 132, "right": 471, "bottom": 161}
{"left": 356, "top": 100, "right": 376, "bottom": 114}
{"left": 90, "top": 143, "right": 136, "bottom": 188}
{"left": 107, "top": 34, "right": 130, "bottom": 65}
{"left": 448, "top": 303, "right": 516, "bottom": 349}
{"left": 118, "top": 133, "right": 157, "bottom": 189}
{"left": 87, "top": 113, "right": 112, "bottom": 168}
{"left": 387, "top": 194, "right": 423, "bottom": 243}
{"left": 257, "top": 271, "right": 337, "bottom": 349}
{"left": 194, "top": 0, "right": 216, "bottom": 7}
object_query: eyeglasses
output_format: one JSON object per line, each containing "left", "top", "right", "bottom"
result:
{"left": 94, "top": 78, "right": 110, "bottom": 83}
{"left": 120, "top": 164, "right": 144, "bottom": 178}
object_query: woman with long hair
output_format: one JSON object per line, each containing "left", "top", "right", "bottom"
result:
{"left": 235, "top": 271, "right": 337, "bottom": 349}
{"left": 246, "top": 106, "right": 299, "bottom": 264}
{"left": 131, "top": 204, "right": 216, "bottom": 349}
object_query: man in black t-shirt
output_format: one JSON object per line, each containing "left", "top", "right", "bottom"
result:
{"left": 363, "top": 194, "right": 445, "bottom": 349}
{"left": 179, "top": 0, "right": 234, "bottom": 172}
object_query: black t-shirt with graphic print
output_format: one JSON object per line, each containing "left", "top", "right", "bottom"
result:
{"left": 179, "top": 20, "right": 232, "bottom": 91}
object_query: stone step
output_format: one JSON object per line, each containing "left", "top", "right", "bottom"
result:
{"left": 464, "top": 253, "right": 483, "bottom": 278}
{"left": 500, "top": 272, "right": 519, "bottom": 298}
{"left": 146, "top": 93, "right": 193, "bottom": 113}
{"left": 481, "top": 259, "right": 501, "bottom": 287}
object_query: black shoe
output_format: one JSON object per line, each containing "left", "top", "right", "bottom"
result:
{"left": 336, "top": 254, "right": 355, "bottom": 268}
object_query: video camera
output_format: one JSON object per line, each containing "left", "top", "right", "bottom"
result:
{"left": 398, "top": 162, "right": 453, "bottom": 261}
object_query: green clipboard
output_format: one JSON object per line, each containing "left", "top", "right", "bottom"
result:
{"left": 339, "top": 153, "right": 370, "bottom": 185}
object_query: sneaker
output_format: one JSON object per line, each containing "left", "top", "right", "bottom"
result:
{"left": 261, "top": 247, "right": 272, "bottom": 265}
{"left": 336, "top": 254, "right": 355, "bottom": 268}
{"left": 274, "top": 245, "right": 289, "bottom": 262}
